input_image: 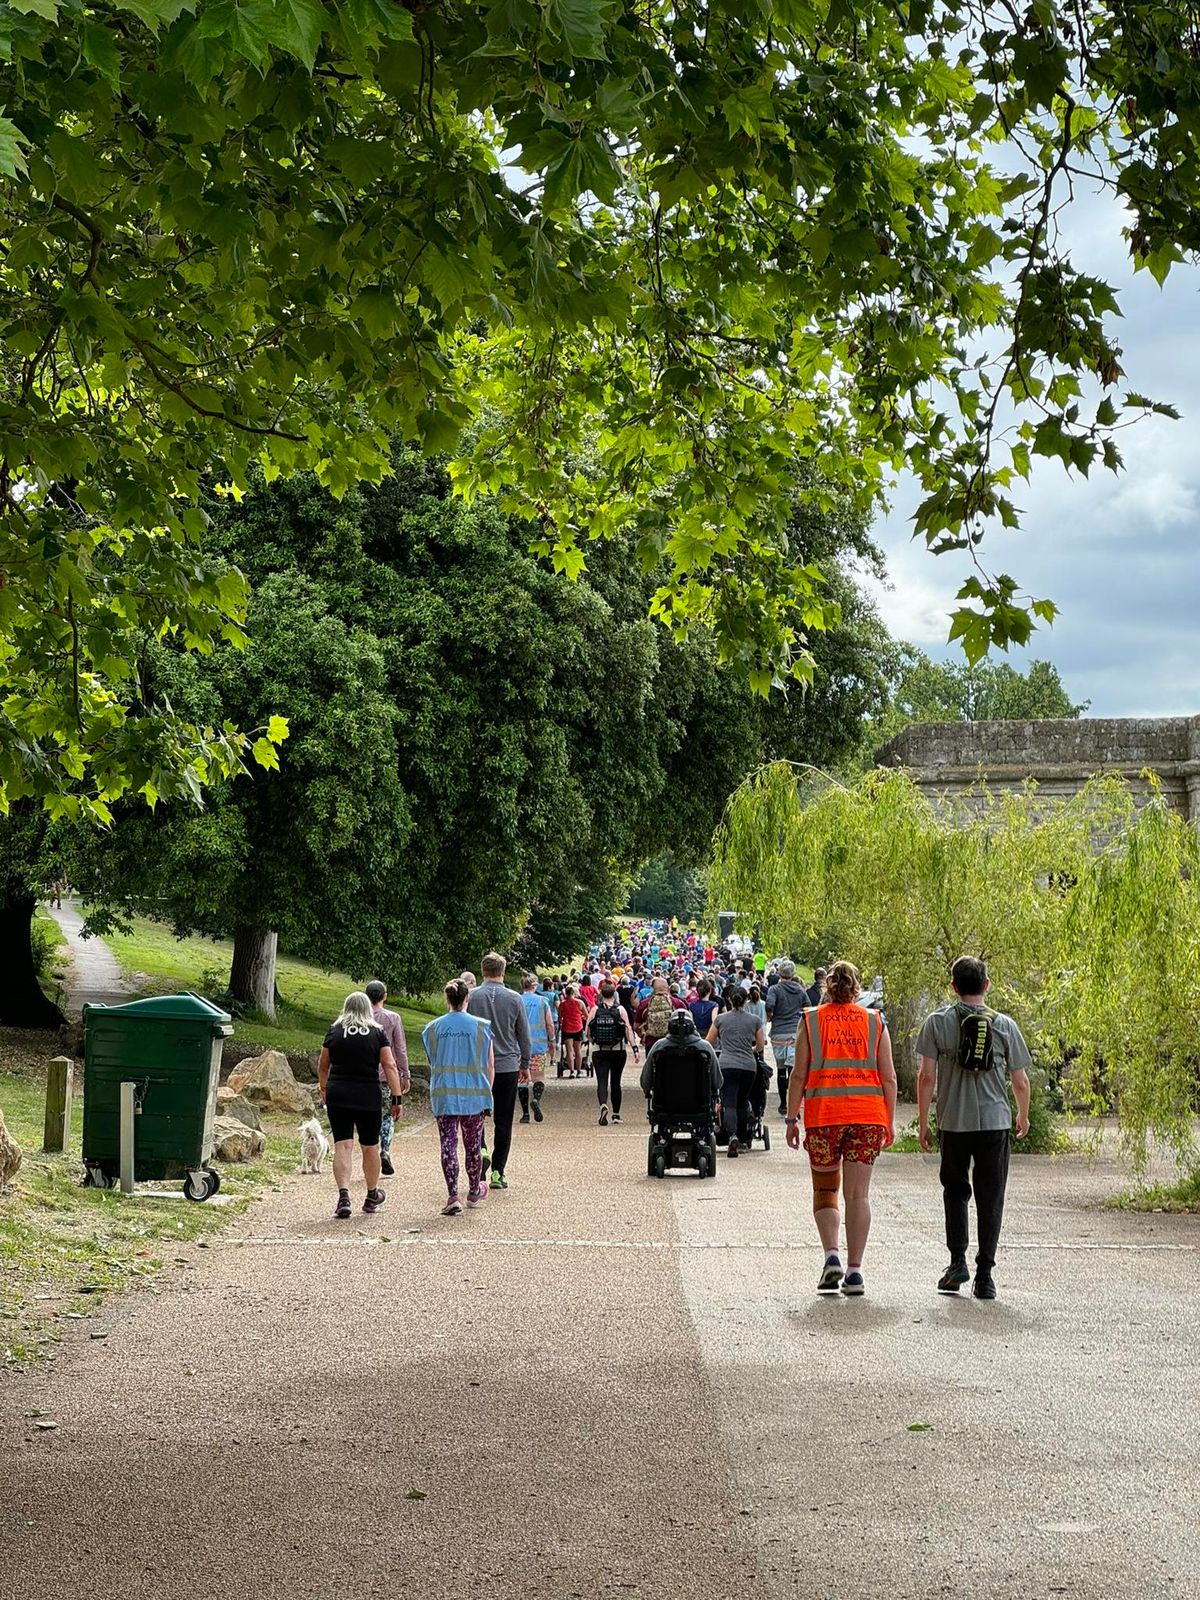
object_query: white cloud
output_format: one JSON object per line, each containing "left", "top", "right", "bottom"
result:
{"left": 866, "top": 183, "right": 1200, "bottom": 717}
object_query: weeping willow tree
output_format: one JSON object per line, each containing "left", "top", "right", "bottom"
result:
{"left": 710, "top": 764, "right": 1200, "bottom": 1170}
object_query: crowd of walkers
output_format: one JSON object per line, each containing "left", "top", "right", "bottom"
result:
{"left": 316, "top": 920, "right": 1032, "bottom": 1301}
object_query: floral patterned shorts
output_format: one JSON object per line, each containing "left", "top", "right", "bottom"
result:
{"left": 804, "top": 1123, "right": 889, "bottom": 1168}
{"left": 519, "top": 1051, "right": 549, "bottom": 1086}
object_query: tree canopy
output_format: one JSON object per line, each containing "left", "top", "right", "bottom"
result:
{"left": 2, "top": 1, "right": 1197, "bottom": 811}
{"left": 867, "top": 649, "right": 1088, "bottom": 752}
{"left": 65, "top": 447, "right": 889, "bottom": 1000}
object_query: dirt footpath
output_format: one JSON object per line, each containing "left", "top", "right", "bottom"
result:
{"left": 2, "top": 1083, "right": 1197, "bottom": 1600}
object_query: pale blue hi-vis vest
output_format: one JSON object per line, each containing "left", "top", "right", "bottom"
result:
{"left": 520, "top": 990, "right": 551, "bottom": 1054}
{"left": 423, "top": 1011, "right": 493, "bottom": 1119}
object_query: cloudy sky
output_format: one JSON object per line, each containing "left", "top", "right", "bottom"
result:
{"left": 864, "top": 186, "right": 1199, "bottom": 718}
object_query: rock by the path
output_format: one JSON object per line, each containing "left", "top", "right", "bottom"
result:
{"left": 214, "top": 1087, "right": 262, "bottom": 1132}
{"left": 220, "top": 1039, "right": 318, "bottom": 1085}
{"left": 210, "top": 1116, "right": 265, "bottom": 1164}
{"left": 0, "top": 1108, "right": 23, "bottom": 1188}
{"left": 226, "top": 1050, "right": 313, "bottom": 1115}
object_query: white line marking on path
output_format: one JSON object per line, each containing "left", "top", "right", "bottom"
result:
{"left": 219, "top": 1235, "right": 1200, "bottom": 1252}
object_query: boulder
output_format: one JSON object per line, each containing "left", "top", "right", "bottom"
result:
{"left": 214, "top": 1087, "right": 262, "bottom": 1131}
{"left": 226, "top": 1049, "right": 314, "bottom": 1114}
{"left": 219, "top": 1039, "right": 263, "bottom": 1083}
{"left": 211, "top": 1116, "right": 265, "bottom": 1164}
{"left": 0, "top": 1109, "right": 22, "bottom": 1188}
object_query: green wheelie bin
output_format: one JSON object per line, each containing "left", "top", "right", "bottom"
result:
{"left": 81, "top": 993, "right": 233, "bottom": 1200}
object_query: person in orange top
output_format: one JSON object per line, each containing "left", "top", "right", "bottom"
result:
{"left": 784, "top": 961, "right": 897, "bottom": 1297}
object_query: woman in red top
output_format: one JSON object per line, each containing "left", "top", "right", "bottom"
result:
{"left": 557, "top": 985, "right": 586, "bottom": 1077}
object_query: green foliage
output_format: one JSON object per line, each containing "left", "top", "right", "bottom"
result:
{"left": 870, "top": 651, "right": 1088, "bottom": 752}
{"left": 3, "top": 3, "right": 1199, "bottom": 807}
{"left": 627, "top": 854, "right": 707, "bottom": 922}
{"left": 67, "top": 449, "right": 885, "bottom": 988}
{"left": 1109, "top": 1169, "right": 1200, "bottom": 1214}
{"left": 710, "top": 764, "right": 1200, "bottom": 1168}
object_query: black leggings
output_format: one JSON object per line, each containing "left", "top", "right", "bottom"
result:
{"left": 593, "top": 1051, "right": 626, "bottom": 1114}
{"left": 720, "top": 1067, "right": 756, "bottom": 1142}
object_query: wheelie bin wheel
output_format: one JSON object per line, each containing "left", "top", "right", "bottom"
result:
{"left": 182, "top": 1170, "right": 210, "bottom": 1201}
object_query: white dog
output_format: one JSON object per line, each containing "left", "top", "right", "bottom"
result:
{"left": 299, "top": 1117, "right": 330, "bottom": 1175}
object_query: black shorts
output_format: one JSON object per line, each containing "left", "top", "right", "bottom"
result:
{"left": 325, "top": 1081, "right": 383, "bottom": 1147}
{"left": 562, "top": 1030, "right": 583, "bottom": 1041}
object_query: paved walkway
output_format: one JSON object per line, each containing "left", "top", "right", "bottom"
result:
{"left": 1, "top": 1082, "right": 1197, "bottom": 1599}
{"left": 48, "top": 899, "right": 133, "bottom": 1012}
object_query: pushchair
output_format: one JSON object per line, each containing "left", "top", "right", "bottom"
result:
{"left": 646, "top": 1040, "right": 718, "bottom": 1180}
{"left": 743, "top": 1054, "right": 772, "bottom": 1150}
{"left": 713, "top": 1054, "right": 772, "bottom": 1151}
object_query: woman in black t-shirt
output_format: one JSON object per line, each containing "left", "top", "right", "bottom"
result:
{"left": 318, "top": 991, "right": 400, "bottom": 1220}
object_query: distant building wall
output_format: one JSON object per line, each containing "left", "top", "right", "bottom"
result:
{"left": 874, "top": 716, "right": 1200, "bottom": 820}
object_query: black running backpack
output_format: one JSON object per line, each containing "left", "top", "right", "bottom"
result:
{"left": 590, "top": 1002, "right": 626, "bottom": 1049}
{"left": 955, "top": 1003, "right": 998, "bottom": 1072}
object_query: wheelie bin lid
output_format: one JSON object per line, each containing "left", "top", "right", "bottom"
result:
{"left": 83, "top": 991, "right": 233, "bottom": 1033}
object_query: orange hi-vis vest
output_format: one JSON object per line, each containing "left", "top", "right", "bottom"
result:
{"left": 802, "top": 1003, "right": 887, "bottom": 1130}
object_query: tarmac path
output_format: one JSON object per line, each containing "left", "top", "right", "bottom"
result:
{"left": 2, "top": 1078, "right": 1197, "bottom": 1600}
{"left": 47, "top": 899, "right": 133, "bottom": 1012}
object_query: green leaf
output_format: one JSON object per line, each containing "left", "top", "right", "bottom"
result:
{"left": 264, "top": 0, "right": 326, "bottom": 69}
{"left": 542, "top": 130, "right": 620, "bottom": 212}
{"left": 0, "top": 112, "right": 28, "bottom": 178}
{"left": 80, "top": 21, "right": 122, "bottom": 83}
{"left": 251, "top": 736, "right": 280, "bottom": 771}
{"left": 196, "top": 0, "right": 279, "bottom": 69}
{"left": 543, "top": 0, "right": 611, "bottom": 59}
{"left": 9, "top": 0, "right": 59, "bottom": 18}
{"left": 266, "top": 714, "right": 290, "bottom": 743}
{"left": 907, "top": 1422, "right": 933, "bottom": 1432}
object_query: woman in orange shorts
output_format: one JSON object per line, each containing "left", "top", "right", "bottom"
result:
{"left": 785, "top": 961, "right": 897, "bottom": 1296}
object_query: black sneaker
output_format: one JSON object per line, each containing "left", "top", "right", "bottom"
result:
{"left": 380, "top": 1154, "right": 395, "bottom": 1176}
{"left": 519, "top": 1112, "right": 531, "bottom": 1124}
{"left": 334, "top": 1192, "right": 351, "bottom": 1220}
{"left": 532, "top": 1099, "right": 544, "bottom": 1122}
{"left": 727, "top": 1137, "right": 739, "bottom": 1158}
{"left": 937, "top": 1261, "right": 970, "bottom": 1294}
{"left": 817, "top": 1254, "right": 843, "bottom": 1295}
{"left": 973, "top": 1274, "right": 997, "bottom": 1300}
{"left": 362, "top": 1187, "right": 386, "bottom": 1215}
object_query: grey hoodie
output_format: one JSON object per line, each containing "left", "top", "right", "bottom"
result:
{"left": 764, "top": 977, "right": 808, "bottom": 1040}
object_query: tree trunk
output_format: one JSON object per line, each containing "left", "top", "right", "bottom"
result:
{"left": 228, "top": 926, "right": 279, "bottom": 1020}
{"left": 0, "top": 895, "right": 67, "bottom": 1029}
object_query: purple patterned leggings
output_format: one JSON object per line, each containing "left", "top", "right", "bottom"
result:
{"left": 437, "top": 1113, "right": 485, "bottom": 1199}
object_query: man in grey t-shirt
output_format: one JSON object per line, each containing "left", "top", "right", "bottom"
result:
{"left": 466, "top": 951, "right": 531, "bottom": 1191}
{"left": 916, "top": 956, "right": 1031, "bottom": 1301}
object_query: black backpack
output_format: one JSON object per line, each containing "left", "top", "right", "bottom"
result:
{"left": 955, "top": 1003, "right": 997, "bottom": 1072}
{"left": 590, "top": 1002, "right": 626, "bottom": 1049}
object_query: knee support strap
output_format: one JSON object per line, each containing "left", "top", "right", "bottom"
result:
{"left": 811, "top": 1169, "right": 841, "bottom": 1214}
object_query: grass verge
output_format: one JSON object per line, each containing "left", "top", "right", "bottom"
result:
{"left": 1107, "top": 1168, "right": 1200, "bottom": 1214}
{"left": 1, "top": 1030, "right": 299, "bottom": 1372}
{"left": 103, "top": 915, "right": 442, "bottom": 1053}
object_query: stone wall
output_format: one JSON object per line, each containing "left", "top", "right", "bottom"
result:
{"left": 874, "top": 715, "right": 1200, "bottom": 819}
